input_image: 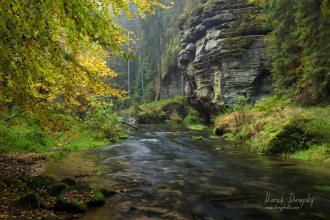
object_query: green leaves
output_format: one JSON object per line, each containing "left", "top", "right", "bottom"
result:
{"left": 258, "top": 0, "right": 330, "bottom": 102}
{"left": 0, "top": 0, "right": 162, "bottom": 116}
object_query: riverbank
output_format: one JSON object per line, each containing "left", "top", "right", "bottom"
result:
{"left": 0, "top": 153, "right": 115, "bottom": 219}
{"left": 0, "top": 110, "right": 127, "bottom": 159}
{"left": 214, "top": 97, "right": 330, "bottom": 162}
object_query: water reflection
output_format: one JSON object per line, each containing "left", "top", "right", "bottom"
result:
{"left": 44, "top": 124, "right": 330, "bottom": 220}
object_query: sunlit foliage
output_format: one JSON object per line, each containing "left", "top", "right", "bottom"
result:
{"left": 0, "top": 0, "right": 163, "bottom": 115}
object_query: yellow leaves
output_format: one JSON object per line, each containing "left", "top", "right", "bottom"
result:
{"left": 77, "top": 54, "right": 117, "bottom": 77}
{"left": 0, "top": 0, "right": 163, "bottom": 113}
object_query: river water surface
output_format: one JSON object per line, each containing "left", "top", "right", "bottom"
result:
{"left": 44, "top": 124, "right": 330, "bottom": 220}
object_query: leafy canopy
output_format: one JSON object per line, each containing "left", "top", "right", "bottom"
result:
{"left": 0, "top": 0, "right": 164, "bottom": 114}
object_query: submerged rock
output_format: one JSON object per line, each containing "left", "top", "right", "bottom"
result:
{"left": 100, "top": 188, "right": 116, "bottom": 197}
{"left": 61, "top": 178, "right": 76, "bottom": 186}
{"left": 55, "top": 184, "right": 106, "bottom": 213}
{"left": 87, "top": 190, "right": 105, "bottom": 207}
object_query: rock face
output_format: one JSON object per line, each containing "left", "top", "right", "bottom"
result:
{"left": 178, "top": 0, "right": 272, "bottom": 113}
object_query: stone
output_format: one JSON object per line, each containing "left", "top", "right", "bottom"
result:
{"left": 100, "top": 188, "right": 116, "bottom": 197}
{"left": 0, "top": 181, "right": 7, "bottom": 190}
{"left": 47, "top": 183, "right": 68, "bottom": 196}
{"left": 176, "top": 0, "right": 272, "bottom": 115}
{"left": 61, "top": 178, "right": 76, "bottom": 186}
{"left": 87, "top": 190, "right": 105, "bottom": 207}
{"left": 54, "top": 184, "right": 106, "bottom": 213}
{"left": 55, "top": 197, "right": 87, "bottom": 213}
{"left": 18, "top": 193, "right": 41, "bottom": 208}
{"left": 3, "top": 179, "right": 25, "bottom": 190}
{"left": 28, "top": 175, "right": 55, "bottom": 189}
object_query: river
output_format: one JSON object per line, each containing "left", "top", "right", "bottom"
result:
{"left": 44, "top": 124, "right": 330, "bottom": 220}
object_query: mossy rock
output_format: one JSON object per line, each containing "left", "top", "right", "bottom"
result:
{"left": 55, "top": 197, "right": 87, "bottom": 213}
{"left": 47, "top": 183, "right": 68, "bottom": 196}
{"left": 18, "top": 193, "right": 41, "bottom": 208}
{"left": 3, "top": 179, "right": 25, "bottom": 190}
{"left": 187, "top": 124, "right": 205, "bottom": 131}
{"left": 55, "top": 184, "right": 105, "bottom": 213}
{"left": 136, "top": 111, "right": 167, "bottom": 124}
{"left": 61, "top": 178, "right": 76, "bottom": 186}
{"left": 87, "top": 190, "right": 105, "bottom": 207}
{"left": 192, "top": 135, "right": 204, "bottom": 141}
{"left": 28, "top": 175, "right": 55, "bottom": 189}
{"left": 100, "top": 188, "right": 116, "bottom": 197}
{"left": 257, "top": 120, "right": 312, "bottom": 154}
{"left": 214, "top": 126, "right": 228, "bottom": 136}
{"left": 0, "top": 181, "right": 7, "bottom": 190}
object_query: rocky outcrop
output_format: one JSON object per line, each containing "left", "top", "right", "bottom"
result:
{"left": 178, "top": 0, "right": 272, "bottom": 113}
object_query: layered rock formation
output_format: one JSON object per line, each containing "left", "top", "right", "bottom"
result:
{"left": 178, "top": 0, "right": 272, "bottom": 113}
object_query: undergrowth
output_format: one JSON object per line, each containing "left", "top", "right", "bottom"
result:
{"left": 0, "top": 107, "right": 126, "bottom": 156}
{"left": 214, "top": 96, "right": 330, "bottom": 162}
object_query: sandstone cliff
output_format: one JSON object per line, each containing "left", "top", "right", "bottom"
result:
{"left": 177, "top": 0, "right": 272, "bottom": 114}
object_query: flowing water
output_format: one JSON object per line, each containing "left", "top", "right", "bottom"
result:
{"left": 44, "top": 124, "right": 330, "bottom": 220}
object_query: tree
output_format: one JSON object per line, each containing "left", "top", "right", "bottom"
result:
{"left": 250, "top": 0, "right": 330, "bottom": 102}
{"left": 0, "top": 0, "right": 163, "bottom": 115}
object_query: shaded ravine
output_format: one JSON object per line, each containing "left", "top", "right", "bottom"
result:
{"left": 44, "top": 124, "right": 330, "bottom": 220}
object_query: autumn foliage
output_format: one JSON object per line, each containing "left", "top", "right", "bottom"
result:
{"left": 0, "top": 0, "right": 164, "bottom": 115}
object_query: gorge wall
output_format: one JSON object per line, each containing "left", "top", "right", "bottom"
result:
{"left": 175, "top": 0, "right": 272, "bottom": 114}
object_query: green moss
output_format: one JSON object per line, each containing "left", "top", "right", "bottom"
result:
{"left": 47, "top": 183, "right": 68, "bottom": 196}
{"left": 4, "top": 179, "right": 25, "bottom": 190}
{"left": 187, "top": 124, "right": 205, "bottom": 131}
{"left": 100, "top": 188, "right": 116, "bottom": 197}
{"left": 18, "top": 193, "right": 41, "bottom": 209}
{"left": 55, "top": 197, "right": 88, "bottom": 213}
{"left": 214, "top": 96, "right": 330, "bottom": 162}
{"left": 221, "top": 36, "right": 257, "bottom": 51}
{"left": 192, "top": 135, "right": 204, "bottom": 141}
{"left": 87, "top": 190, "right": 105, "bottom": 207}
{"left": 314, "top": 185, "right": 330, "bottom": 192}
{"left": 28, "top": 175, "right": 56, "bottom": 189}
{"left": 288, "top": 144, "right": 330, "bottom": 162}
{"left": 61, "top": 178, "right": 76, "bottom": 186}
{"left": 136, "top": 97, "right": 188, "bottom": 124}
{"left": 251, "top": 120, "right": 311, "bottom": 154}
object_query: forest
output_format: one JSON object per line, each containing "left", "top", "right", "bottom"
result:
{"left": 0, "top": 0, "right": 330, "bottom": 219}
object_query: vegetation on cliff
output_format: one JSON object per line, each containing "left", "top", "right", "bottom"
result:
{"left": 251, "top": 0, "right": 330, "bottom": 103}
{"left": 213, "top": 0, "right": 330, "bottom": 161}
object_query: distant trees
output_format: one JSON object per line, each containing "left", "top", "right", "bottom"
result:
{"left": 252, "top": 0, "right": 330, "bottom": 103}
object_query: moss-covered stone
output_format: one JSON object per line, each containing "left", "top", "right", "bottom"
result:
{"left": 0, "top": 181, "right": 7, "bottom": 190}
{"left": 192, "top": 135, "right": 204, "bottom": 141}
{"left": 4, "top": 179, "right": 25, "bottom": 190}
{"left": 54, "top": 183, "right": 105, "bottom": 213}
{"left": 100, "top": 188, "right": 116, "bottom": 197}
{"left": 87, "top": 190, "right": 105, "bottom": 207}
{"left": 47, "top": 183, "right": 68, "bottom": 196}
{"left": 18, "top": 193, "right": 41, "bottom": 208}
{"left": 255, "top": 120, "right": 311, "bottom": 154}
{"left": 28, "top": 175, "right": 55, "bottom": 189}
{"left": 55, "top": 197, "right": 87, "bottom": 213}
{"left": 61, "top": 178, "right": 76, "bottom": 186}
{"left": 135, "top": 97, "right": 189, "bottom": 124}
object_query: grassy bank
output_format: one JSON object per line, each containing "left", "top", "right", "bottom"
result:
{"left": 120, "top": 96, "right": 206, "bottom": 130}
{"left": 214, "top": 96, "right": 330, "bottom": 162}
{"left": 0, "top": 110, "right": 126, "bottom": 157}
